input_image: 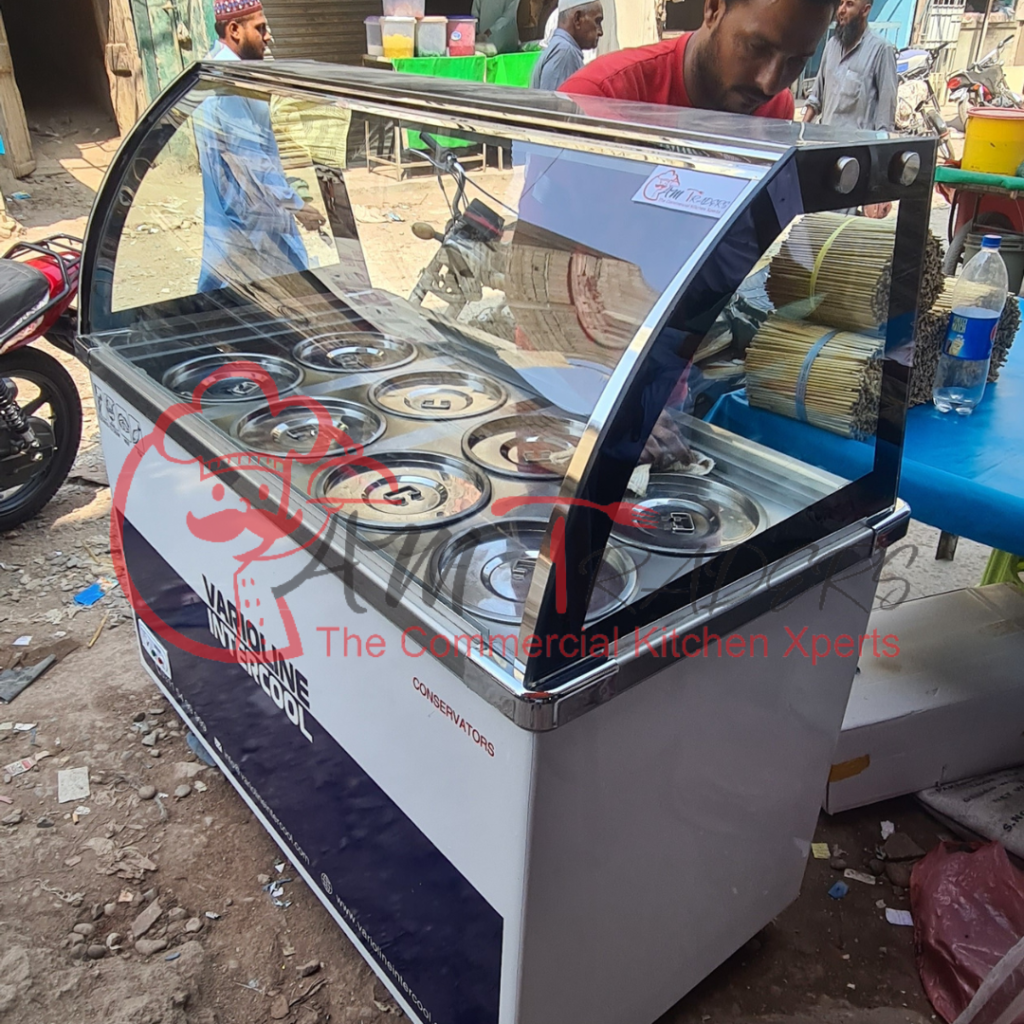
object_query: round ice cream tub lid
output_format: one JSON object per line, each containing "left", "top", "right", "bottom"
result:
{"left": 434, "top": 519, "right": 638, "bottom": 624}
{"left": 292, "top": 331, "right": 416, "bottom": 374}
{"left": 162, "top": 352, "right": 303, "bottom": 404}
{"left": 462, "top": 412, "right": 584, "bottom": 480}
{"left": 232, "top": 398, "right": 385, "bottom": 459}
{"left": 370, "top": 370, "right": 507, "bottom": 420}
{"left": 613, "top": 476, "right": 765, "bottom": 555}
{"left": 311, "top": 451, "right": 490, "bottom": 530}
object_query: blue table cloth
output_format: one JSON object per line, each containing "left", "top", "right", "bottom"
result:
{"left": 707, "top": 300, "right": 1024, "bottom": 555}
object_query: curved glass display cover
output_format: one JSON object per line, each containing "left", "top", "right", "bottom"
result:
{"left": 82, "top": 63, "right": 930, "bottom": 685}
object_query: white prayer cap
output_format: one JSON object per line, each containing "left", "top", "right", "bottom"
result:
{"left": 558, "top": 0, "right": 596, "bottom": 11}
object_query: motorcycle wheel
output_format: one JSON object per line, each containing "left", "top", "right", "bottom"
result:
{"left": 942, "top": 219, "right": 974, "bottom": 277}
{"left": 0, "top": 347, "right": 82, "bottom": 531}
{"left": 957, "top": 97, "right": 970, "bottom": 132}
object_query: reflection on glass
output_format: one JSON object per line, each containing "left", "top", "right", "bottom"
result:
{"left": 101, "top": 83, "right": 898, "bottom": 660}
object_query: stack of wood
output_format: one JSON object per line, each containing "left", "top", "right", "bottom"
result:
{"left": 909, "top": 277, "right": 1021, "bottom": 406}
{"left": 766, "top": 213, "right": 945, "bottom": 331}
{"left": 745, "top": 316, "right": 885, "bottom": 439}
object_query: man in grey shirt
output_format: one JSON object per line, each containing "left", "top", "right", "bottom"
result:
{"left": 803, "top": 0, "right": 898, "bottom": 133}
{"left": 531, "top": 0, "right": 604, "bottom": 91}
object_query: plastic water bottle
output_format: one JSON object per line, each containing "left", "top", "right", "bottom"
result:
{"left": 933, "top": 235, "right": 1008, "bottom": 415}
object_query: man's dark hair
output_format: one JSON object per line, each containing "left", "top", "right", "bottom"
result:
{"left": 723, "top": 0, "right": 839, "bottom": 7}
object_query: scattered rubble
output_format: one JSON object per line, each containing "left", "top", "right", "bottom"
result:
{"left": 134, "top": 938, "right": 168, "bottom": 957}
{"left": 883, "top": 833, "right": 926, "bottom": 862}
{"left": 131, "top": 899, "right": 163, "bottom": 939}
{"left": 886, "top": 861, "right": 915, "bottom": 888}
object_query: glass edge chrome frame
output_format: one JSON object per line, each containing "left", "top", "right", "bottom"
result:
{"left": 80, "top": 64, "right": 205, "bottom": 338}
{"left": 518, "top": 135, "right": 936, "bottom": 686}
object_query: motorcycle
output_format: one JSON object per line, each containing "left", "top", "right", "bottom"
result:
{"left": 0, "top": 235, "right": 83, "bottom": 531}
{"left": 947, "top": 35, "right": 1024, "bottom": 131}
{"left": 407, "top": 133, "right": 511, "bottom": 333}
{"left": 896, "top": 42, "right": 955, "bottom": 162}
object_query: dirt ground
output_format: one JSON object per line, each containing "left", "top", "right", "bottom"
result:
{"left": 0, "top": 120, "right": 990, "bottom": 1024}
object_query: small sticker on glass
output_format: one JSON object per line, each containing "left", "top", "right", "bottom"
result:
{"left": 632, "top": 166, "right": 746, "bottom": 219}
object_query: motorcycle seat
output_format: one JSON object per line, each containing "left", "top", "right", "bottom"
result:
{"left": 0, "top": 260, "right": 51, "bottom": 342}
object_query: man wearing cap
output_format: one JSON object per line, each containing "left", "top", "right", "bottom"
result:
{"left": 196, "top": 0, "right": 325, "bottom": 292}
{"left": 531, "top": 0, "right": 604, "bottom": 91}
{"left": 209, "top": 0, "right": 273, "bottom": 60}
{"left": 558, "top": 0, "right": 838, "bottom": 118}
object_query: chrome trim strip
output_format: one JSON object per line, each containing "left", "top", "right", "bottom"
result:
{"left": 198, "top": 61, "right": 790, "bottom": 169}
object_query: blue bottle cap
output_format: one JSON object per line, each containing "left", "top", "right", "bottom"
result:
{"left": 982, "top": 234, "right": 1002, "bottom": 250}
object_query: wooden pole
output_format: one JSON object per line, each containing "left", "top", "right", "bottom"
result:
{"left": 98, "top": 0, "right": 148, "bottom": 135}
{"left": 972, "top": 0, "right": 994, "bottom": 66}
{"left": 0, "top": 9, "right": 34, "bottom": 179}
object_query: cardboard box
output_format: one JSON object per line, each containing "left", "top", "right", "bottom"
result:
{"left": 824, "top": 584, "right": 1024, "bottom": 814}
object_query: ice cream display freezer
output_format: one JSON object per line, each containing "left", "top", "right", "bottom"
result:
{"left": 78, "top": 61, "right": 932, "bottom": 1024}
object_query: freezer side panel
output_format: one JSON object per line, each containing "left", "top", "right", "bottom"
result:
{"left": 92, "top": 377, "right": 535, "bottom": 1024}
{"left": 516, "top": 555, "right": 882, "bottom": 1024}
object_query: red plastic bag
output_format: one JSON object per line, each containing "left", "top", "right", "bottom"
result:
{"left": 912, "top": 841, "right": 1024, "bottom": 1024}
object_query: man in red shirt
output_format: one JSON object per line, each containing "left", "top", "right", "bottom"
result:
{"left": 557, "top": 0, "right": 836, "bottom": 118}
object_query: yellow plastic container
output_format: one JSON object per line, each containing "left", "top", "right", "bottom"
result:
{"left": 962, "top": 108, "right": 1024, "bottom": 176}
{"left": 382, "top": 16, "right": 416, "bottom": 59}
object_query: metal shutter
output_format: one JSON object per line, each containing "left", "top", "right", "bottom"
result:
{"left": 263, "top": 0, "right": 380, "bottom": 64}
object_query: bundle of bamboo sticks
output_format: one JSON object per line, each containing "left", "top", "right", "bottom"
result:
{"left": 909, "top": 277, "right": 1021, "bottom": 406}
{"left": 767, "top": 213, "right": 945, "bottom": 331}
{"left": 745, "top": 316, "right": 884, "bottom": 439}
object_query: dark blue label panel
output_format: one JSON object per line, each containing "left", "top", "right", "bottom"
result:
{"left": 944, "top": 306, "right": 998, "bottom": 360}
{"left": 122, "top": 519, "right": 502, "bottom": 1024}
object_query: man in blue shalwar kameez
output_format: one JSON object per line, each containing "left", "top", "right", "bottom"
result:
{"left": 196, "top": 0, "right": 325, "bottom": 292}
